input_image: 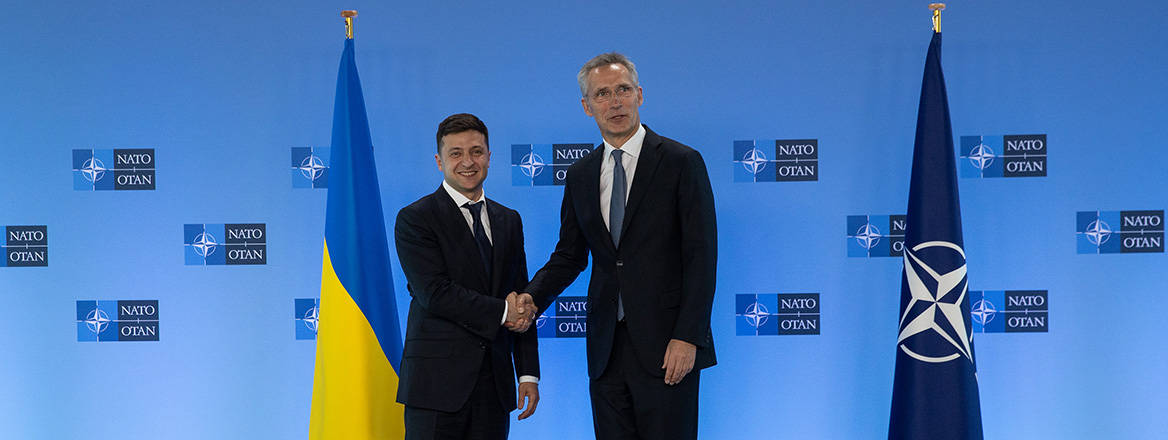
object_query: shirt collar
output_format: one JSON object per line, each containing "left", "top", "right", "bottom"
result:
{"left": 442, "top": 180, "right": 486, "bottom": 208}
{"left": 602, "top": 124, "right": 646, "bottom": 160}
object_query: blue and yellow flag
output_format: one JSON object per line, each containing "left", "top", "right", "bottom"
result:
{"left": 887, "top": 32, "right": 983, "bottom": 440}
{"left": 310, "top": 38, "right": 405, "bottom": 439}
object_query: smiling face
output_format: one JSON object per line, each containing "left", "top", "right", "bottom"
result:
{"left": 581, "top": 63, "right": 644, "bottom": 146}
{"left": 435, "top": 130, "right": 490, "bottom": 200}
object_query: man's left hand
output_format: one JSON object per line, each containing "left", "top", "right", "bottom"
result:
{"left": 661, "top": 339, "right": 696, "bottom": 386}
{"left": 516, "top": 382, "right": 540, "bottom": 420}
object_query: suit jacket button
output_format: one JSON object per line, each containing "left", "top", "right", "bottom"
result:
{"left": 479, "top": 343, "right": 487, "bottom": 350}
{"left": 616, "top": 260, "right": 623, "bottom": 267}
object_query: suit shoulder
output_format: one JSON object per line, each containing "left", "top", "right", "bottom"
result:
{"left": 486, "top": 197, "right": 520, "bottom": 218}
{"left": 397, "top": 192, "right": 439, "bottom": 221}
{"left": 566, "top": 145, "right": 604, "bottom": 172}
{"left": 656, "top": 134, "right": 699, "bottom": 157}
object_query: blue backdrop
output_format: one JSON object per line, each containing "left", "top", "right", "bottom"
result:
{"left": 2, "top": 1, "right": 1165, "bottom": 438}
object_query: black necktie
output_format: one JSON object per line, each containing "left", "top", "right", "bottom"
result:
{"left": 464, "top": 201, "right": 493, "bottom": 275}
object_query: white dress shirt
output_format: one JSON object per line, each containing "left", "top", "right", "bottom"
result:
{"left": 600, "top": 124, "right": 646, "bottom": 230}
{"left": 442, "top": 180, "right": 492, "bottom": 243}
{"left": 441, "top": 180, "right": 538, "bottom": 384}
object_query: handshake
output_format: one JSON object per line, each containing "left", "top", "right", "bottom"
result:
{"left": 503, "top": 292, "right": 537, "bottom": 333}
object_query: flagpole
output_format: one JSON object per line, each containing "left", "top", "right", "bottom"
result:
{"left": 342, "top": 10, "right": 357, "bottom": 39}
{"left": 929, "top": 3, "right": 945, "bottom": 33}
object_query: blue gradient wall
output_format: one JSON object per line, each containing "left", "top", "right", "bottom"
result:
{"left": 1, "top": 1, "right": 1165, "bottom": 438}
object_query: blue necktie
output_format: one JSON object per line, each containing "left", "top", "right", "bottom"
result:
{"left": 464, "top": 201, "right": 492, "bottom": 276}
{"left": 610, "top": 150, "right": 626, "bottom": 320}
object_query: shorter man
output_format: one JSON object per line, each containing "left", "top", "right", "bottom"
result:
{"left": 395, "top": 113, "right": 540, "bottom": 440}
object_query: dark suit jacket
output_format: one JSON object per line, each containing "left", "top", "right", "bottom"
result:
{"left": 527, "top": 125, "right": 717, "bottom": 379}
{"left": 394, "top": 186, "right": 539, "bottom": 412}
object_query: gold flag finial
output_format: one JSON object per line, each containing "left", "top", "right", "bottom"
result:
{"left": 342, "top": 10, "right": 358, "bottom": 39}
{"left": 929, "top": 3, "right": 945, "bottom": 33}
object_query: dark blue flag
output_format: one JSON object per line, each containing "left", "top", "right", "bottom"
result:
{"left": 888, "top": 32, "right": 984, "bottom": 440}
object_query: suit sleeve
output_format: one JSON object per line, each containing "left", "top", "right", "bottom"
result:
{"left": 510, "top": 214, "right": 540, "bottom": 378}
{"left": 673, "top": 149, "right": 718, "bottom": 348}
{"left": 526, "top": 180, "right": 590, "bottom": 313}
{"left": 394, "top": 205, "right": 506, "bottom": 341}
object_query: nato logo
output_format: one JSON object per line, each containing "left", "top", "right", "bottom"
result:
{"left": 295, "top": 298, "right": 320, "bottom": 340}
{"left": 512, "top": 143, "right": 594, "bottom": 186}
{"left": 733, "top": 139, "right": 818, "bottom": 182}
{"left": 2, "top": 225, "right": 47, "bottom": 267}
{"left": 971, "top": 290, "right": 1048, "bottom": 333}
{"left": 292, "top": 147, "right": 329, "bottom": 189}
{"left": 736, "top": 293, "right": 820, "bottom": 336}
{"left": 535, "top": 296, "right": 587, "bottom": 338}
{"left": 847, "top": 215, "right": 906, "bottom": 257}
{"left": 72, "top": 148, "right": 156, "bottom": 190}
{"left": 76, "top": 300, "right": 159, "bottom": 342}
{"left": 1076, "top": 210, "right": 1163, "bottom": 254}
{"left": 959, "top": 135, "right": 1046, "bottom": 178}
{"left": 184, "top": 223, "right": 267, "bottom": 265}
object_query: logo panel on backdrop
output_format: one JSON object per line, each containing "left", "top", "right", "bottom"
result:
{"left": 76, "top": 300, "right": 160, "bottom": 342}
{"left": 1076, "top": 210, "right": 1164, "bottom": 254}
{"left": 72, "top": 149, "right": 156, "bottom": 190}
{"left": 970, "top": 290, "right": 1048, "bottom": 333}
{"left": 292, "top": 147, "right": 330, "bottom": 189}
{"left": 512, "top": 143, "right": 593, "bottom": 186}
{"left": 736, "top": 293, "right": 820, "bottom": 336}
{"left": 184, "top": 223, "right": 267, "bottom": 265}
{"left": 536, "top": 296, "right": 588, "bottom": 338}
{"left": 2, "top": 225, "right": 48, "bottom": 267}
{"left": 295, "top": 298, "right": 321, "bottom": 340}
{"left": 733, "top": 139, "right": 819, "bottom": 182}
{"left": 847, "top": 215, "right": 906, "bottom": 258}
{"left": 958, "top": 135, "right": 1046, "bottom": 178}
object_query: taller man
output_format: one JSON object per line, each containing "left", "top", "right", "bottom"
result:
{"left": 395, "top": 113, "right": 540, "bottom": 440}
{"left": 525, "top": 52, "right": 718, "bottom": 439}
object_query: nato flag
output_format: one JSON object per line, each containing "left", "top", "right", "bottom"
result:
{"left": 888, "top": 32, "right": 984, "bottom": 440}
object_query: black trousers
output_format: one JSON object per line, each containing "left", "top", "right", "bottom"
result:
{"left": 404, "top": 353, "right": 509, "bottom": 440}
{"left": 590, "top": 322, "right": 700, "bottom": 440}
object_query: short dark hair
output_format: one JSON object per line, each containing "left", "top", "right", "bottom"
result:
{"left": 436, "top": 113, "right": 489, "bottom": 154}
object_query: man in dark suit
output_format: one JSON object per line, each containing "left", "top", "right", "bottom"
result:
{"left": 523, "top": 53, "right": 718, "bottom": 439}
{"left": 395, "top": 113, "right": 541, "bottom": 440}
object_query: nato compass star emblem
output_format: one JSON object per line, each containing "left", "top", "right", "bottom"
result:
{"left": 302, "top": 306, "right": 319, "bottom": 333}
{"left": 192, "top": 232, "right": 218, "bottom": 257}
{"left": 298, "top": 154, "right": 327, "bottom": 181}
{"left": 968, "top": 143, "right": 995, "bottom": 171}
{"left": 84, "top": 308, "right": 111, "bottom": 334}
{"left": 898, "top": 241, "right": 975, "bottom": 364}
{"left": 971, "top": 298, "right": 996, "bottom": 326}
{"left": 519, "top": 153, "right": 546, "bottom": 178}
{"left": 855, "top": 224, "right": 882, "bottom": 250}
{"left": 743, "top": 301, "right": 769, "bottom": 328}
{"left": 741, "top": 148, "right": 768, "bottom": 175}
{"left": 81, "top": 157, "right": 107, "bottom": 183}
{"left": 1085, "top": 219, "right": 1112, "bottom": 246}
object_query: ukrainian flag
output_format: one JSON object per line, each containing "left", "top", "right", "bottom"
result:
{"left": 309, "top": 38, "right": 405, "bottom": 439}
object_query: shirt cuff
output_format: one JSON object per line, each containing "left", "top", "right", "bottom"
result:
{"left": 518, "top": 375, "right": 539, "bottom": 384}
{"left": 500, "top": 301, "right": 509, "bottom": 325}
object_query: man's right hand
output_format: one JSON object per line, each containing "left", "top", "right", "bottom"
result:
{"left": 504, "top": 292, "right": 537, "bottom": 332}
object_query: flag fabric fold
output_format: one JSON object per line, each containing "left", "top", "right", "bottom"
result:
{"left": 310, "top": 38, "right": 406, "bottom": 439}
{"left": 888, "top": 32, "right": 984, "bottom": 440}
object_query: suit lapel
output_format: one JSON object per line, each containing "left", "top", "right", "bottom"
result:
{"left": 433, "top": 186, "right": 491, "bottom": 289}
{"left": 578, "top": 146, "right": 617, "bottom": 255}
{"left": 619, "top": 126, "right": 663, "bottom": 242}
{"left": 487, "top": 199, "right": 507, "bottom": 298}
